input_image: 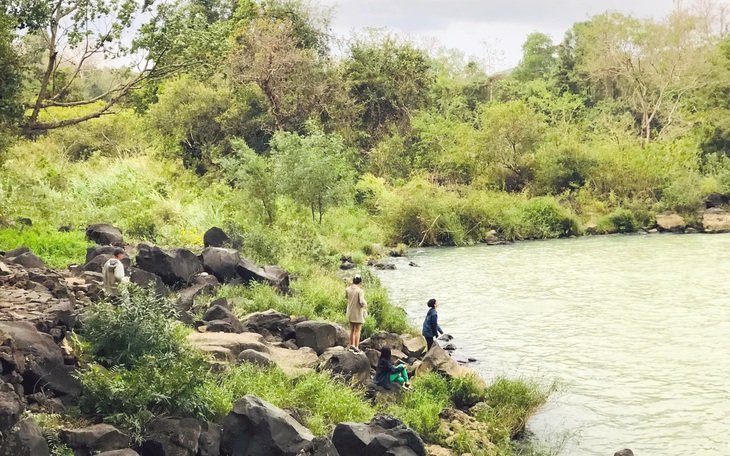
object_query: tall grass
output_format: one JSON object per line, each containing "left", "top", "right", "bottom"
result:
{"left": 0, "top": 228, "right": 91, "bottom": 268}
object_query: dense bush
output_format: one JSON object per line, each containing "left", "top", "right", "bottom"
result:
{"left": 596, "top": 208, "right": 637, "bottom": 234}
{"left": 0, "top": 228, "right": 91, "bottom": 268}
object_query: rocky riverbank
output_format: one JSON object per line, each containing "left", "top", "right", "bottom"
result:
{"left": 0, "top": 224, "right": 535, "bottom": 456}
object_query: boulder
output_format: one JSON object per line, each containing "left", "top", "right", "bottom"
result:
{"left": 203, "top": 304, "right": 244, "bottom": 333}
{"left": 96, "top": 451, "right": 139, "bottom": 456}
{"left": 82, "top": 254, "right": 132, "bottom": 274}
{"left": 704, "top": 192, "right": 728, "bottom": 208}
{"left": 201, "top": 247, "right": 245, "bottom": 284}
{"left": 220, "top": 395, "right": 317, "bottom": 456}
{"left": 205, "top": 320, "right": 238, "bottom": 333}
{"left": 296, "top": 321, "right": 340, "bottom": 355}
{"left": 5, "top": 251, "right": 45, "bottom": 269}
{"left": 317, "top": 348, "right": 371, "bottom": 387}
{"left": 238, "top": 258, "right": 290, "bottom": 292}
{"left": 360, "top": 332, "right": 403, "bottom": 352}
{"left": 237, "top": 349, "right": 275, "bottom": 368}
{"left": 702, "top": 208, "right": 730, "bottom": 233}
{"left": 85, "top": 245, "right": 116, "bottom": 264}
{"left": 614, "top": 450, "right": 634, "bottom": 456}
{"left": 129, "top": 267, "right": 169, "bottom": 297}
{"left": 141, "top": 417, "right": 202, "bottom": 456}
{"left": 0, "top": 417, "right": 50, "bottom": 456}
{"left": 0, "top": 322, "right": 81, "bottom": 399}
{"left": 0, "top": 390, "right": 25, "bottom": 432}
{"left": 204, "top": 227, "right": 231, "bottom": 248}
{"left": 136, "top": 244, "right": 204, "bottom": 287}
{"left": 656, "top": 212, "right": 686, "bottom": 233}
{"left": 400, "top": 335, "right": 426, "bottom": 358}
{"left": 332, "top": 414, "right": 425, "bottom": 456}
{"left": 242, "top": 310, "right": 297, "bottom": 340}
{"left": 85, "top": 224, "right": 123, "bottom": 245}
{"left": 415, "top": 344, "right": 485, "bottom": 388}
{"left": 198, "top": 421, "right": 222, "bottom": 456}
{"left": 262, "top": 266, "right": 290, "bottom": 293}
{"left": 61, "top": 424, "right": 130, "bottom": 455}
{"left": 178, "top": 283, "right": 217, "bottom": 316}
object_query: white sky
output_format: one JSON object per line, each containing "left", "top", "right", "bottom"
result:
{"left": 318, "top": 0, "right": 681, "bottom": 70}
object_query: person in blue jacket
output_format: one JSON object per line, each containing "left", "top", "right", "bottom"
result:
{"left": 422, "top": 298, "right": 443, "bottom": 351}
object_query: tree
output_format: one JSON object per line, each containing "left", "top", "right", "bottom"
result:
{"left": 480, "top": 100, "right": 545, "bottom": 189}
{"left": 218, "top": 139, "right": 278, "bottom": 224}
{"left": 512, "top": 32, "right": 557, "bottom": 82}
{"left": 4, "top": 0, "right": 228, "bottom": 135}
{"left": 0, "top": 12, "right": 22, "bottom": 154}
{"left": 343, "top": 32, "right": 433, "bottom": 147}
{"left": 577, "top": 11, "right": 720, "bottom": 145}
{"left": 229, "top": 17, "right": 331, "bottom": 131}
{"left": 271, "top": 128, "right": 353, "bottom": 223}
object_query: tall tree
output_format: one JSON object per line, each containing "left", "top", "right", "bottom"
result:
{"left": 4, "top": 0, "right": 228, "bottom": 135}
{"left": 0, "top": 12, "right": 22, "bottom": 127}
{"left": 512, "top": 32, "right": 557, "bottom": 82}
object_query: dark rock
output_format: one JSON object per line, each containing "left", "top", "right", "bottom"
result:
{"left": 220, "top": 395, "right": 320, "bottom": 456}
{"left": 408, "top": 261, "right": 419, "bottom": 267}
{"left": 96, "top": 450, "right": 139, "bottom": 456}
{"left": 61, "top": 424, "right": 130, "bottom": 456}
{"left": 0, "top": 417, "right": 50, "bottom": 456}
{"left": 201, "top": 247, "right": 245, "bottom": 283}
{"left": 438, "top": 334, "right": 453, "bottom": 342}
{"left": 340, "top": 261, "right": 356, "bottom": 270}
{"left": 85, "top": 245, "right": 116, "bottom": 264}
{"left": 178, "top": 283, "right": 216, "bottom": 314}
{"left": 136, "top": 244, "right": 204, "bottom": 288}
{"left": 372, "top": 262, "right": 396, "bottom": 270}
{"left": 237, "top": 349, "right": 275, "bottom": 368}
{"left": 704, "top": 192, "right": 728, "bottom": 208}
{"left": 262, "top": 266, "right": 290, "bottom": 293}
{"left": 82, "top": 254, "right": 131, "bottom": 274}
{"left": 6, "top": 251, "right": 45, "bottom": 269}
{"left": 130, "top": 267, "right": 169, "bottom": 297}
{"left": 468, "top": 357, "right": 477, "bottom": 363}
{"left": 317, "top": 348, "right": 371, "bottom": 387}
{"left": 0, "top": 390, "right": 24, "bottom": 432}
{"left": 332, "top": 423, "right": 373, "bottom": 455}
{"left": 45, "top": 300, "right": 77, "bottom": 329}
{"left": 242, "top": 310, "right": 297, "bottom": 340}
{"left": 3, "top": 246, "right": 30, "bottom": 258}
{"left": 17, "top": 218, "right": 32, "bottom": 227}
{"left": 614, "top": 450, "right": 634, "bottom": 456}
{"left": 442, "top": 343, "right": 456, "bottom": 351}
{"left": 203, "top": 305, "right": 244, "bottom": 333}
{"left": 296, "top": 321, "right": 340, "bottom": 355}
{"left": 205, "top": 320, "right": 237, "bottom": 333}
{"left": 0, "top": 322, "right": 81, "bottom": 399}
{"left": 238, "top": 258, "right": 290, "bottom": 292}
{"left": 198, "top": 421, "right": 222, "bottom": 456}
{"left": 85, "top": 224, "right": 123, "bottom": 245}
{"left": 204, "top": 227, "right": 231, "bottom": 248}
{"left": 360, "top": 332, "right": 403, "bottom": 352}
{"left": 308, "top": 437, "right": 339, "bottom": 456}
{"left": 141, "top": 417, "right": 202, "bottom": 456}
{"left": 332, "top": 415, "right": 425, "bottom": 456}
{"left": 58, "top": 225, "right": 72, "bottom": 233}
{"left": 192, "top": 273, "right": 220, "bottom": 286}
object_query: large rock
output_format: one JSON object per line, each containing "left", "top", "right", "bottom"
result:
{"left": 0, "top": 417, "right": 50, "bottom": 456}
{"left": 415, "top": 344, "right": 485, "bottom": 388}
{"left": 135, "top": 244, "right": 204, "bottom": 287}
{"left": 85, "top": 245, "right": 116, "bottom": 264}
{"left": 201, "top": 247, "right": 245, "bottom": 284}
{"left": 702, "top": 208, "right": 730, "bottom": 233}
{"left": 0, "top": 390, "right": 25, "bottom": 432}
{"left": 400, "top": 335, "right": 426, "bottom": 358}
{"left": 86, "top": 224, "right": 123, "bottom": 245}
{"left": 204, "top": 227, "right": 231, "bottom": 248}
{"left": 0, "top": 322, "right": 81, "bottom": 399}
{"left": 332, "top": 414, "right": 425, "bottom": 456}
{"left": 242, "top": 310, "right": 297, "bottom": 340}
{"left": 262, "top": 266, "right": 290, "bottom": 293}
{"left": 655, "top": 212, "right": 686, "bottom": 233}
{"left": 221, "top": 395, "right": 319, "bottom": 456}
{"left": 360, "top": 332, "right": 403, "bottom": 352}
{"left": 4, "top": 250, "right": 45, "bottom": 269}
{"left": 61, "top": 424, "right": 130, "bottom": 455}
{"left": 317, "top": 348, "right": 371, "bottom": 387}
{"left": 614, "top": 450, "right": 634, "bottom": 456}
{"left": 239, "top": 258, "right": 290, "bottom": 292}
{"left": 296, "top": 321, "right": 341, "bottom": 355}
{"left": 198, "top": 421, "right": 222, "bottom": 456}
{"left": 129, "top": 267, "right": 169, "bottom": 297}
{"left": 237, "top": 349, "right": 275, "bottom": 368}
{"left": 141, "top": 417, "right": 202, "bottom": 456}
{"left": 203, "top": 304, "right": 244, "bottom": 333}
{"left": 81, "top": 254, "right": 132, "bottom": 274}
{"left": 704, "top": 192, "right": 728, "bottom": 208}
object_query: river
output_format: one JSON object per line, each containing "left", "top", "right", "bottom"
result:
{"left": 376, "top": 233, "right": 730, "bottom": 456}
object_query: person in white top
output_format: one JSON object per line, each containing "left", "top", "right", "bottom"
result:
{"left": 345, "top": 274, "right": 367, "bottom": 353}
{"left": 102, "top": 248, "right": 129, "bottom": 298}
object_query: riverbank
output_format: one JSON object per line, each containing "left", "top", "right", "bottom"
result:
{"left": 0, "top": 224, "right": 553, "bottom": 456}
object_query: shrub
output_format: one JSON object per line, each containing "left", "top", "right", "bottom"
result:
{"left": 0, "top": 228, "right": 91, "bottom": 268}
{"left": 387, "top": 373, "right": 450, "bottom": 441}
{"left": 596, "top": 208, "right": 637, "bottom": 233}
{"left": 449, "top": 375, "right": 487, "bottom": 408}
{"left": 507, "top": 197, "right": 581, "bottom": 240}
{"left": 82, "top": 287, "right": 184, "bottom": 368}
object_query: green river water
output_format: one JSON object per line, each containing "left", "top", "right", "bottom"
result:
{"left": 377, "top": 233, "right": 730, "bottom": 456}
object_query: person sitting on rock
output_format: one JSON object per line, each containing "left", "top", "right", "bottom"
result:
{"left": 373, "top": 346, "right": 411, "bottom": 391}
{"left": 346, "top": 274, "right": 367, "bottom": 353}
{"left": 102, "top": 248, "right": 129, "bottom": 298}
{"left": 422, "top": 298, "right": 443, "bottom": 351}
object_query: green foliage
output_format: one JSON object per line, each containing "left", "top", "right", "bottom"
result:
{"left": 271, "top": 128, "right": 354, "bottom": 223}
{"left": 596, "top": 208, "right": 637, "bottom": 234}
{"left": 386, "top": 373, "right": 450, "bottom": 441}
{"left": 82, "top": 287, "right": 184, "bottom": 368}
{"left": 479, "top": 377, "right": 554, "bottom": 442}
{"left": 449, "top": 375, "right": 487, "bottom": 408}
{"left": 0, "top": 228, "right": 91, "bottom": 268}
{"left": 507, "top": 197, "right": 581, "bottom": 240}
{"left": 512, "top": 32, "right": 557, "bottom": 83}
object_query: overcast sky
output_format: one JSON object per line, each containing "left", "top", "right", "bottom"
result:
{"left": 319, "top": 0, "right": 680, "bottom": 69}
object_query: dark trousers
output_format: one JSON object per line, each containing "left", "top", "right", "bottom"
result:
{"left": 425, "top": 336, "right": 434, "bottom": 351}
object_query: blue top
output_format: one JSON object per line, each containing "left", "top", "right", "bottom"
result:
{"left": 422, "top": 307, "right": 443, "bottom": 338}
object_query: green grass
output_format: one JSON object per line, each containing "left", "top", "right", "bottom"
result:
{"left": 0, "top": 228, "right": 91, "bottom": 268}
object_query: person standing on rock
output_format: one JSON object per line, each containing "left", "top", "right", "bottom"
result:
{"left": 102, "top": 248, "right": 129, "bottom": 298}
{"left": 346, "top": 274, "right": 367, "bottom": 353}
{"left": 422, "top": 298, "right": 443, "bottom": 351}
